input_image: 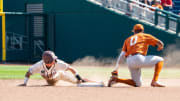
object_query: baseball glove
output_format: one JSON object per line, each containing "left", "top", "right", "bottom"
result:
{"left": 111, "top": 71, "right": 118, "bottom": 77}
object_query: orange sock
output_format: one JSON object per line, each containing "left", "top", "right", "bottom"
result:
{"left": 116, "top": 78, "right": 136, "bottom": 87}
{"left": 153, "top": 61, "right": 163, "bottom": 81}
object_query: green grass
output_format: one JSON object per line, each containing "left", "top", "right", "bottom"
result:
{"left": 0, "top": 65, "right": 40, "bottom": 79}
{"left": 0, "top": 65, "right": 180, "bottom": 79}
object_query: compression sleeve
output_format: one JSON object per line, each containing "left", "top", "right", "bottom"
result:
{"left": 114, "top": 51, "right": 126, "bottom": 71}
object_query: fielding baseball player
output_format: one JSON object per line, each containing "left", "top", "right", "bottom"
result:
{"left": 19, "top": 51, "right": 92, "bottom": 86}
{"left": 108, "top": 24, "right": 165, "bottom": 87}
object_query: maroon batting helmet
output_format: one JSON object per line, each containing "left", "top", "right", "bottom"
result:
{"left": 42, "top": 51, "right": 57, "bottom": 64}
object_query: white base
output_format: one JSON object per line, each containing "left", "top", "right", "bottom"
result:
{"left": 77, "top": 82, "right": 105, "bottom": 87}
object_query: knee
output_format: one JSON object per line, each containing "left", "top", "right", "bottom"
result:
{"left": 159, "top": 57, "right": 164, "bottom": 62}
{"left": 156, "top": 57, "right": 164, "bottom": 66}
{"left": 135, "top": 82, "right": 142, "bottom": 87}
{"left": 155, "top": 57, "right": 164, "bottom": 64}
{"left": 133, "top": 79, "right": 142, "bottom": 87}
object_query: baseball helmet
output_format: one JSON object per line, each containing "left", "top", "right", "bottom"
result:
{"left": 132, "top": 24, "right": 144, "bottom": 32}
{"left": 42, "top": 51, "right": 57, "bottom": 64}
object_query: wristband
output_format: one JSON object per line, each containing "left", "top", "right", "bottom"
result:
{"left": 75, "top": 74, "right": 82, "bottom": 81}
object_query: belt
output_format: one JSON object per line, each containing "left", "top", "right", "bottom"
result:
{"left": 127, "top": 53, "right": 141, "bottom": 58}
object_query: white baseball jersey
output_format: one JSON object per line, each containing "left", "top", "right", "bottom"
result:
{"left": 29, "top": 59, "right": 71, "bottom": 80}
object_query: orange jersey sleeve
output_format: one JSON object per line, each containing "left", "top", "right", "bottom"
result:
{"left": 122, "top": 33, "right": 159, "bottom": 57}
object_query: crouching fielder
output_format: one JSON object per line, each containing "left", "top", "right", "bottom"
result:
{"left": 108, "top": 24, "right": 165, "bottom": 87}
{"left": 19, "top": 51, "right": 91, "bottom": 86}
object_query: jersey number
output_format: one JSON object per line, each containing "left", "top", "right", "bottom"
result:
{"left": 130, "top": 35, "right": 138, "bottom": 46}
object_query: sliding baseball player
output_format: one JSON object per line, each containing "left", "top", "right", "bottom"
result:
{"left": 19, "top": 51, "right": 104, "bottom": 86}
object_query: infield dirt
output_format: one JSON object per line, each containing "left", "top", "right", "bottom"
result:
{"left": 0, "top": 79, "right": 180, "bottom": 101}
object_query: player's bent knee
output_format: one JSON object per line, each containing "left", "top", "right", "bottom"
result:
{"left": 155, "top": 56, "right": 164, "bottom": 64}
{"left": 159, "top": 57, "right": 164, "bottom": 62}
{"left": 135, "top": 82, "right": 142, "bottom": 87}
{"left": 133, "top": 80, "right": 142, "bottom": 87}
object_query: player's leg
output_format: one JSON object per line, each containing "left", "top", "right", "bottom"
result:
{"left": 126, "top": 54, "right": 143, "bottom": 87}
{"left": 108, "top": 75, "right": 136, "bottom": 87}
{"left": 128, "top": 67, "right": 142, "bottom": 87}
{"left": 108, "top": 54, "right": 141, "bottom": 87}
{"left": 108, "top": 74, "right": 137, "bottom": 87}
{"left": 153, "top": 61, "right": 163, "bottom": 81}
{"left": 116, "top": 78, "right": 137, "bottom": 87}
{"left": 151, "top": 61, "right": 165, "bottom": 87}
{"left": 108, "top": 69, "right": 137, "bottom": 87}
{"left": 139, "top": 55, "right": 165, "bottom": 87}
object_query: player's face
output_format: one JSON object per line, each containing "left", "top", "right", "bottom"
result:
{"left": 45, "top": 61, "right": 55, "bottom": 68}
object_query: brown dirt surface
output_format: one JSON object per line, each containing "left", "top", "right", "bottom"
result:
{"left": 0, "top": 79, "right": 180, "bottom": 101}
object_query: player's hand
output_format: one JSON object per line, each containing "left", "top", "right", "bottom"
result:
{"left": 157, "top": 46, "right": 163, "bottom": 51}
{"left": 77, "top": 79, "right": 86, "bottom": 84}
{"left": 18, "top": 83, "right": 27, "bottom": 86}
{"left": 157, "top": 41, "right": 164, "bottom": 51}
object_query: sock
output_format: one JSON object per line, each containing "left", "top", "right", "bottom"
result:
{"left": 153, "top": 61, "right": 163, "bottom": 81}
{"left": 116, "top": 78, "right": 136, "bottom": 87}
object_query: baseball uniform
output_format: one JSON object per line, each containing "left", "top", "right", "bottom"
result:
{"left": 29, "top": 59, "right": 77, "bottom": 84}
{"left": 120, "top": 33, "right": 164, "bottom": 86}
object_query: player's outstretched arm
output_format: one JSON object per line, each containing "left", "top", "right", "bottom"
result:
{"left": 108, "top": 51, "right": 126, "bottom": 79}
{"left": 66, "top": 66, "right": 86, "bottom": 83}
{"left": 113, "top": 51, "right": 126, "bottom": 71}
{"left": 18, "top": 71, "right": 32, "bottom": 86}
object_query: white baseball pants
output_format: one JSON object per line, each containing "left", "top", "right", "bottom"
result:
{"left": 126, "top": 54, "right": 164, "bottom": 87}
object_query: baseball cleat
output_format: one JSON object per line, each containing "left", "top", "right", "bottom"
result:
{"left": 151, "top": 81, "right": 165, "bottom": 87}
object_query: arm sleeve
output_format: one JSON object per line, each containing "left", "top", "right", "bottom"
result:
{"left": 145, "top": 34, "right": 159, "bottom": 46}
{"left": 122, "top": 41, "right": 127, "bottom": 52}
{"left": 29, "top": 61, "right": 42, "bottom": 74}
{"left": 114, "top": 51, "right": 126, "bottom": 71}
{"left": 56, "top": 60, "right": 70, "bottom": 71}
